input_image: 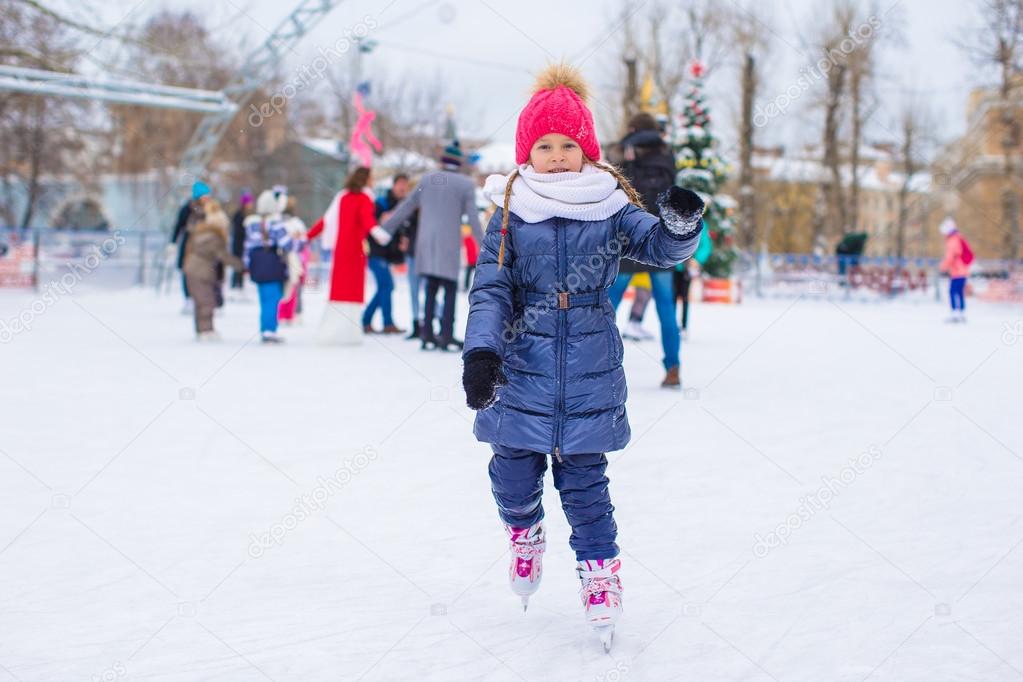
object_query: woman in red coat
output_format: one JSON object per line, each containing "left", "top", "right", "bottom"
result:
{"left": 308, "top": 166, "right": 391, "bottom": 344}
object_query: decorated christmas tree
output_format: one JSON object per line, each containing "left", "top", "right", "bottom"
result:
{"left": 672, "top": 60, "right": 737, "bottom": 279}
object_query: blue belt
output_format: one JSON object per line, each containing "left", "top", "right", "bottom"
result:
{"left": 516, "top": 289, "right": 608, "bottom": 310}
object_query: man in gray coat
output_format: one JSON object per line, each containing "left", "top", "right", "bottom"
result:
{"left": 382, "top": 140, "right": 483, "bottom": 351}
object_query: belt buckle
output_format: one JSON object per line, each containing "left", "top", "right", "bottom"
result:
{"left": 558, "top": 292, "right": 570, "bottom": 309}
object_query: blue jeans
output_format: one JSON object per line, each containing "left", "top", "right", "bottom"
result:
{"left": 609, "top": 270, "right": 681, "bottom": 370}
{"left": 407, "top": 256, "right": 422, "bottom": 322}
{"left": 362, "top": 256, "right": 395, "bottom": 327}
{"left": 257, "top": 281, "right": 283, "bottom": 333}
{"left": 489, "top": 445, "right": 618, "bottom": 561}
{"left": 950, "top": 277, "right": 967, "bottom": 311}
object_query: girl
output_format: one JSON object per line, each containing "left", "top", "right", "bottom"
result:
{"left": 461, "top": 63, "right": 705, "bottom": 650}
{"left": 244, "top": 190, "right": 292, "bottom": 344}
{"left": 278, "top": 195, "right": 309, "bottom": 325}
{"left": 462, "top": 223, "right": 479, "bottom": 291}
{"left": 938, "top": 217, "right": 971, "bottom": 323}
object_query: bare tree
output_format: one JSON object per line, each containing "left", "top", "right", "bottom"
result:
{"left": 894, "top": 101, "right": 933, "bottom": 259}
{"left": 643, "top": 2, "right": 688, "bottom": 122}
{"left": 731, "top": 3, "right": 772, "bottom": 251}
{"left": 845, "top": 2, "right": 882, "bottom": 236}
{"left": 959, "top": 0, "right": 1023, "bottom": 259}
{"left": 676, "top": 0, "right": 732, "bottom": 79}
{"left": 821, "top": 63, "right": 848, "bottom": 239}
{"left": 109, "top": 10, "right": 239, "bottom": 175}
{"left": 606, "top": 3, "right": 642, "bottom": 133}
{"left": 373, "top": 70, "right": 452, "bottom": 158}
{"left": 811, "top": 1, "right": 857, "bottom": 247}
{"left": 603, "top": 0, "right": 729, "bottom": 138}
{"left": 318, "top": 61, "right": 457, "bottom": 166}
{"left": 0, "top": 0, "right": 92, "bottom": 228}
{"left": 620, "top": 9, "right": 641, "bottom": 127}
{"left": 11, "top": 0, "right": 133, "bottom": 47}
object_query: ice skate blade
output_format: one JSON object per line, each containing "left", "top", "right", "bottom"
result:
{"left": 594, "top": 625, "right": 614, "bottom": 653}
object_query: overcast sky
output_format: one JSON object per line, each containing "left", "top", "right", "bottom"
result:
{"left": 65, "top": 0, "right": 982, "bottom": 155}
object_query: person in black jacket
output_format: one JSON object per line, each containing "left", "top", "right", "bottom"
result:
{"left": 364, "top": 174, "right": 412, "bottom": 334}
{"left": 230, "top": 191, "right": 253, "bottom": 290}
{"left": 375, "top": 174, "right": 422, "bottom": 339}
{"left": 607, "top": 113, "right": 687, "bottom": 388}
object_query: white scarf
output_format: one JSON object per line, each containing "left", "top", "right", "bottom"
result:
{"left": 482, "top": 163, "right": 630, "bottom": 224}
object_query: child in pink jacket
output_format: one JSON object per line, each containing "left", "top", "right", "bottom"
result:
{"left": 939, "top": 217, "right": 970, "bottom": 323}
{"left": 462, "top": 224, "right": 479, "bottom": 291}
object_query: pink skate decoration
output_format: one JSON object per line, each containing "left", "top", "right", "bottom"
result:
{"left": 349, "top": 92, "right": 382, "bottom": 167}
{"left": 505, "top": 522, "right": 545, "bottom": 611}
{"left": 577, "top": 557, "right": 623, "bottom": 652}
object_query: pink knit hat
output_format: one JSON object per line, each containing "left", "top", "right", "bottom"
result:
{"left": 515, "top": 63, "right": 601, "bottom": 165}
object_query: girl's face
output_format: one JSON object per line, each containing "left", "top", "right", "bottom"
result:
{"left": 529, "top": 134, "right": 584, "bottom": 173}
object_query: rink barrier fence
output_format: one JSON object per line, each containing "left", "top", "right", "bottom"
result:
{"left": 2, "top": 227, "right": 1022, "bottom": 304}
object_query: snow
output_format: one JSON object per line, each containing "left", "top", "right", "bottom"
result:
{"left": 300, "top": 138, "right": 346, "bottom": 161}
{"left": 472, "top": 143, "right": 518, "bottom": 175}
{"left": 375, "top": 148, "right": 436, "bottom": 175}
{"left": 1, "top": 280, "right": 1022, "bottom": 681}
{"left": 753, "top": 153, "right": 933, "bottom": 194}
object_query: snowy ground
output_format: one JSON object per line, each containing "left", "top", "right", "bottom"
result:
{"left": 1, "top": 279, "right": 1022, "bottom": 682}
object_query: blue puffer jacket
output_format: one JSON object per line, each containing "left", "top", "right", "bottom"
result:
{"left": 463, "top": 203, "right": 703, "bottom": 456}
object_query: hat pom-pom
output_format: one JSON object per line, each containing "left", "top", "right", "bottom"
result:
{"left": 532, "top": 62, "right": 590, "bottom": 103}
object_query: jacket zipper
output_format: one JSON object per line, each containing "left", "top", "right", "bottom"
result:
{"left": 552, "top": 217, "right": 567, "bottom": 464}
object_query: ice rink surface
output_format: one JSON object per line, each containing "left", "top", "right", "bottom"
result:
{"left": 1, "top": 283, "right": 1021, "bottom": 681}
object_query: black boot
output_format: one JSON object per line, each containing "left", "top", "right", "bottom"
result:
{"left": 420, "top": 326, "right": 438, "bottom": 351}
{"left": 435, "top": 337, "right": 464, "bottom": 352}
{"left": 405, "top": 320, "right": 421, "bottom": 341}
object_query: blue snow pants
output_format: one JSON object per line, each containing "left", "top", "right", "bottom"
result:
{"left": 257, "top": 281, "right": 283, "bottom": 334}
{"left": 950, "top": 277, "right": 967, "bottom": 311}
{"left": 489, "top": 445, "right": 619, "bottom": 561}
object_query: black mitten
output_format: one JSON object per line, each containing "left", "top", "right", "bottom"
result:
{"left": 462, "top": 350, "right": 507, "bottom": 410}
{"left": 656, "top": 186, "right": 705, "bottom": 238}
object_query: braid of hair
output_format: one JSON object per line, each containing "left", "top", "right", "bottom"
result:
{"left": 592, "top": 159, "right": 645, "bottom": 210}
{"left": 497, "top": 168, "right": 519, "bottom": 270}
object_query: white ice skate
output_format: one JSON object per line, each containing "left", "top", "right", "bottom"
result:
{"left": 622, "top": 320, "right": 654, "bottom": 341}
{"left": 505, "top": 522, "right": 545, "bottom": 611}
{"left": 577, "top": 558, "right": 623, "bottom": 653}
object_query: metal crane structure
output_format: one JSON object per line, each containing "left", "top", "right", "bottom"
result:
{"left": 0, "top": 65, "right": 238, "bottom": 114}
{"left": 0, "top": 1, "right": 347, "bottom": 232}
